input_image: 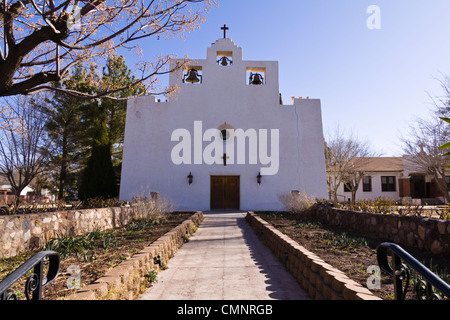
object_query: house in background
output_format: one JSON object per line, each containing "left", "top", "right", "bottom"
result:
{"left": 0, "top": 185, "right": 34, "bottom": 196}
{"left": 0, "top": 176, "right": 54, "bottom": 204}
{"left": 332, "top": 156, "right": 449, "bottom": 204}
{"left": 399, "top": 155, "right": 450, "bottom": 204}
{"left": 0, "top": 184, "right": 35, "bottom": 205}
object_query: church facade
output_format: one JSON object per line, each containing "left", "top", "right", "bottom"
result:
{"left": 119, "top": 34, "right": 327, "bottom": 211}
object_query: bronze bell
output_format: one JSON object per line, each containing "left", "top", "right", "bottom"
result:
{"left": 185, "top": 68, "right": 200, "bottom": 83}
{"left": 250, "top": 73, "right": 263, "bottom": 85}
{"left": 219, "top": 57, "right": 228, "bottom": 66}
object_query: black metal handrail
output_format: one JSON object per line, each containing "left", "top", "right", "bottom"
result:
{"left": 0, "top": 251, "right": 60, "bottom": 300}
{"left": 377, "top": 242, "right": 450, "bottom": 300}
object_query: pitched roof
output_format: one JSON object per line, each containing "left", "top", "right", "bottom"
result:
{"left": 351, "top": 157, "right": 404, "bottom": 172}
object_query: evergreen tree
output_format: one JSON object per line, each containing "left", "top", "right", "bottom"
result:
{"left": 78, "top": 109, "right": 116, "bottom": 200}
{"left": 78, "top": 55, "right": 141, "bottom": 200}
{"left": 41, "top": 88, "right": 82, "bottom": 200}
{"left": 40, "top": 64, "right": 97, "bottom": 200}
{"left": 43, "top": 55, "right": 142, "bottom": 201}
{"left": 100, "top": 55, "right": 144, "bottom": 171}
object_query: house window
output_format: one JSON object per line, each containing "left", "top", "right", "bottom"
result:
{"left": 363, "top": 176, "right": 372, "bottom": 192}
{"left": 343, "top": 183, "right": 352, "bottom": 193}
{"left": 446, "top": 176, "right": 450, "bottom": 190}
{"left": 381, "top": 176, "right": 396, "bottom": 192}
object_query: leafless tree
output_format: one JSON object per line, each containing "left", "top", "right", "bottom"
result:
{"left": 0, "top": 95, "right": 50, "bottom": 210}
{"left": 431, "top": 74, "right": 450, "bottom": 118}
{"left": 0, "top": 0, "right": 214, "bottom": 98}
{"left": 325, "top": 127, "right": 378, "bottom": 203}
{"left": 402, "top": 114, "right": 450, "bottom": 203}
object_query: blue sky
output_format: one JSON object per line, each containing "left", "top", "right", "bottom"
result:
{"left": 130, "top": 0, "right": 450, "bottom": 157}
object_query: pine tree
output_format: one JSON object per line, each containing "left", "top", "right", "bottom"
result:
{"left": 78, "top": 108, "right": 116, "bottom": 200}
{"left": 40, "top": 64, "right": 97, "bottom": 200}
{"left": 78, "top": 55, "right": 141, "bottom": 200}
{"left": 43, "top": 55, "right": 142, "bottom": 201}
{"left": 100, "top": 54, "right": 144, "bottom": 170}
{"left": 41, "top": 87, "right": 82, "bottom": 200}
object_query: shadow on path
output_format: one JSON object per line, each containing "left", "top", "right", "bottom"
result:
{"left": 206, "top": 211, "right": 309, "bottom": 300}
{"left": 139, "top": 211, "right": 309, "bottom": 300}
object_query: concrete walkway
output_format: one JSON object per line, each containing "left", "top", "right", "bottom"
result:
{"left": 139, "top": 211, "right": 310, "bottom": 300}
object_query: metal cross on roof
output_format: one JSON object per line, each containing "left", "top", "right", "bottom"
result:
{"left": 221, "top": 24, "right": 229, "bottom": 38}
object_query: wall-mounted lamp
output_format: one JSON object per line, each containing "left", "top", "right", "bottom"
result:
{"left": 257, "top": 172, "right": 262, "bottom": 185}
{"left": 187, "top": 172, "right": 193, "bottom": 185}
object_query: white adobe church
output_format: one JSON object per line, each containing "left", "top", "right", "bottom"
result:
{"left": 119, "top": 27, "right": 327, "bottom": 211}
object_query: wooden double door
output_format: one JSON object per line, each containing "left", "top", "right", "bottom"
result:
{"left": 210, "top": 176, "right": 240, "bottom": 210}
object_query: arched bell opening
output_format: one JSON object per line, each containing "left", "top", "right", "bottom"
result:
{"left": 217, "top": 51, "right": 233, "bottom": 66}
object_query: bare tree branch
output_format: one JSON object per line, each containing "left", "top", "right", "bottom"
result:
{"left": 402, "top": 115, "right": 450, "bottom": 203}
{"left": 0, "top": 0, "right": 214, "bottom": 97}
{"left": 325, "top": 126, "right": 379, "bottom": 203}
{"left": 0, "top": 95, "right": 50, "bottom": 211}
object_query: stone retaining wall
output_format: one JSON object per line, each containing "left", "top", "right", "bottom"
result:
{"left": 310, "top": 205, "right": 450, "bottom": 255}
{"left": 0, "top": 206, "right": 165, "bottom": 259}
{"left": 246, "top": 212, "right": 382, "bottom": 300}
{"left": 65, "top": 211, "right": 204, "bottom": 300}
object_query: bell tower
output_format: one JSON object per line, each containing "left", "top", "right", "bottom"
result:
{"left": 169, "top": 28, "right": 280, "bottom": 107}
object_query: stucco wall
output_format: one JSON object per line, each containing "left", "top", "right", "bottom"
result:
{"left": 119, "top": 38, "right": 327, "bottom": 211}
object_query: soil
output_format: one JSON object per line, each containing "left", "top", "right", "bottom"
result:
{"left": 256, "top": 211, "right": 450, "bottom": 300}
{"left": 0, "top": 212, "right": 193, "bottom": 300}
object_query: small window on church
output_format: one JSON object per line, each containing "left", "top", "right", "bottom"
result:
{"left": 221, "top": 129, "right": 230, "bottom": 140}
{"left": 246, "top": 67, "right": 265, "bottom": 85}
{"left": 217, "top": 51, "right": 233, "bottom": 66}
{"left": 218, "top": 123, "right": 235, "bottom": 141}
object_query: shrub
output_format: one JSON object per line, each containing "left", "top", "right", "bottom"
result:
{"left": 44, "top": 228, "right": 118, "bottom": 260}
{"left": 278, "top": 191, "right": 316, "bottom": 214}
{"left": 131, "top": 192, "right": 175, "bottom": 224}
{"left": 336, "top": 196, "right": 396, "bottom": 214}
{"left": 145, "top": 270, "right": 158, "bottom": 286}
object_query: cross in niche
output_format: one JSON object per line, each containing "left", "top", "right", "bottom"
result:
{"left": 221, "top": 24, "right": 229, "bottom": 38}
{"left": 222, "top": 153, "right": 229, "bottom": 166}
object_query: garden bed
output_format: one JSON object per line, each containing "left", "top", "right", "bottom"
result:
{"left": 0, "top": 212, "right": 193, "bottom": 300}
{"left": 257, "top": 211, "right": 450, "bottom": 300}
